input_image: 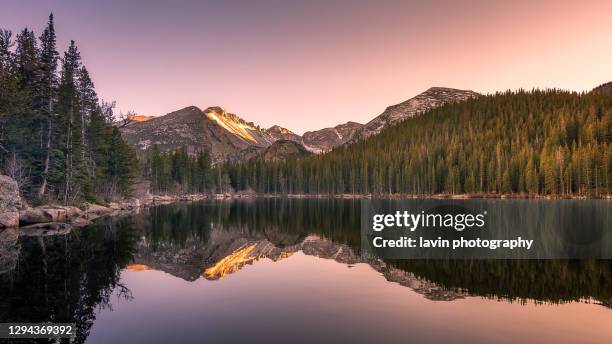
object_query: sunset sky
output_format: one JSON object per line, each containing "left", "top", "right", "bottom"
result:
{"left": 2, "top": 0, "right": 612, "bottom": 133}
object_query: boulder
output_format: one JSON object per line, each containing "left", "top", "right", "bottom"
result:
{"left": 19, "top": 206, "right": 69, "bottom": 225}
{"left": 108, "top": 202, "right": 122, "bottom": 210}
{"left": 122, "top": 197, "right": 140, "bottom": 210}
{"left": 19, "top": 206, "right": 84, "bottom": 226}
{"left": 0, "top": 211, "right": 19, "bottom": 228}
{"left": 86, "top": 204, "right": 113, "bottom": 216}
{"left": 19, "top": 222, "right": 72, "bottom": 236}
{"left": 151, "top": 195, "right": 175, "bottom": 203}
{"left": 58, "top": 206, "right": 84, "bottom": 219}
{"left": 178, "top": 194, "right": 206, "bottom": 201}
{"left": 69, "top": 216, "right": 90, "bottom": 227}
{"left": 19, "top": 208, "right": 56, "bottom": 225}
{"left": 0, "top": 175, "right": 22, "bottom": 211}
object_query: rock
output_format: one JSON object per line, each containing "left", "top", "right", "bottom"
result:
{"left": 86, "top": 204, "right": 113, "bottom": 216}
{"left": 139, "top": 195, "right": 154, "bottom": 206}
{"left": 19, "top": 206, "right": 77, "bottom": 225}
{"left": 122, "top": 197, "right": 140, "bottom": 210}
{"left": 70, "top": 216, "right": 91, "bottom": 227}
{"left": 108, "top": 202, "right": 122, "bottom": 210}
{"left": 236, "top": 188, "right": 256, "bottom": 198}
{"left": 19, "top": 222, "right": 72, "bottom": 236}
{"left": 18, "top": 206, "right": 86, "bottom": 226}
{"left": 59, "top": 206, "right": 84, "bottom": 218}
{"left": 151, "top": 195, "right": 175, "bottom": 203}
{"left": 0, "top": 174, "right": 22, "bottom": 211}
{"left": 19, "top": 208, "right": 56, "bottom": 225}
{"left": 178, "top": 194, "right": 206, "bottom": 201}
{"left": 0, "top": 211, "right": 19, "bottom": 228}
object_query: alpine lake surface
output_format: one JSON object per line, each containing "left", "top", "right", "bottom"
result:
{"left": 1, "top": 199, "right": 610, "bottom": 343}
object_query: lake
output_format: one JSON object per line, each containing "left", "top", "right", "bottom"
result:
{"left": 1, "top": 199, "right": 610, "bottom": 343}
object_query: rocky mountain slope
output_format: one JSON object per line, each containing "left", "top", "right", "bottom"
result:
{"left": 302, "top": 121, "right": 363, "bottom": 153}
{"left": 121, "top": 106, "right": 282, "bottom": 162}
{"left": 591, "top": 81, "right": 612, "bottom": 95}
{"left": 120, "top": 105, "right": 360, "bottom": 161}
{"left": 267, "top": 125, "right": 302, "bottom": 142}
{"left": 349, "top": 87, "right": 479, "bottom": 142}
{"left": 238, "top": 139, "right": 312, "bottom": 162}
{"left": 126, "top": 115, "right": 157, "bottom": 123}
{"left": 259, "top": 140, "right": 311, "bottom": 161}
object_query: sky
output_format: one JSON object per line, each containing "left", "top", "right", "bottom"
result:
{"left": 2, "top": 0, "right": 612, "bottom": 134}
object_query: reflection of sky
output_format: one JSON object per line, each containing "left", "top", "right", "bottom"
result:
{"left": 88, "top": 252, "right": 612, "bottom": 343}
{"left": 3, "top": 1, "right": 612, "bottom": 133}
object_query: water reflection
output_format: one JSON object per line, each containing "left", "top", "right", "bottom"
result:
{"left": 131, "top": 199, "right": 611, "bottom": 305}
{"left": 0, "top": 199, "right": 610, "bottom": 343}
{"left": 0, "top": 218, "right": 138, "bottom": 343}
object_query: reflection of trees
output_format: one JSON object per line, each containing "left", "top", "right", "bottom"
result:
{"left": 390, "top": 259, "right": 611, "bottom": 306}
{"left": 141, "top": 199, "right": 361, "bottom": 248}
{"left": 138, "top": 199, "right": 611, "bottom": 306}
{"left": 0, "top": 218, "right": 138, "bottom": 343}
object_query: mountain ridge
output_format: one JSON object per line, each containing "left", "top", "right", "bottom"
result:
{"left": 120, "top": 86, "right": 480, "bottom": 162}
{"left": 349, "top": 87, "right": 480, "bottom": 142}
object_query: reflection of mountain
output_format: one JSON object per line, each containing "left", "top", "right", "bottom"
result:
{"left": 132, "top": 227, "right": 467, "bottom": 301}
{"left": 130, "top": 200, "right": 612, "bottom": 307}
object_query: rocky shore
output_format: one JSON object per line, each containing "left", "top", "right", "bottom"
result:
{"left": 0, "top": 174, "right": 219, "bottom": 235}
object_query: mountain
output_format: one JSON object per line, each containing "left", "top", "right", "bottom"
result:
{"left": 302, "top": 121, "right": 363, "bottom": 153}
{"left": 121, "top": 106, "right": 281, "bottom": 162}
{"left": 238, "top": 139, "right": 312, "bottom": 162}
{"left": 120, "top": 104, "right": 360, "bottom": 161}
{"left": 350, "top": 87, "right": 479, "bottom": 142}
{"left": 591, "top": 81, "right": 612, "bottom": 95}
{"left": 121, "top": 87, "right": 476, "bottom": 162}
{"left": 127, "top": 115, "right": 156, "bottom": 123}
{"left": 260, "top": 140, "right": 311, "bottom": 161}
{"left": 267, "top": 125, "right": 302, "bottom": 142}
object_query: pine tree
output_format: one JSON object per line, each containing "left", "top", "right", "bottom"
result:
{"left": 36, "top": 13, "right": 59, "bottom": 199}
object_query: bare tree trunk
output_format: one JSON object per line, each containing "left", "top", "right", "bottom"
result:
{"left": 38, "top": 103, "right": 53, "bottom": 199}
{"left": 64, "top": 107, "right": 73, "bottom": 205}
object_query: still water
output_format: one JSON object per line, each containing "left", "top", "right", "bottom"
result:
{"left": 1, "top": 199, "right": 610, "bottom": 343}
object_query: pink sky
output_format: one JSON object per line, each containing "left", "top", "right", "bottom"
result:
{"left": 2, "top": 1, "right": 612, "bottom": 133}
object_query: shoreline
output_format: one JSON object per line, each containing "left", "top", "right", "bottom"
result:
{"left": 3, "top": 191, "right": 610, "bottom": 236}
{"left": 250, "top": 193, "right": 612, "bottom": 200}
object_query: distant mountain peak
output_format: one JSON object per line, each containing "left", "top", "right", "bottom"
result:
{"left": 590, "top": 81, "right": 612, "bottom": 95}
{"left": 350, "top": 87, "right": 479, "bottom": 142}
{"left": 204, "top": 106, "right": 263, "bottom": 143}
{"left": 302, "top": 121, "right": 363, "bottom": 153}
{"left": 127, "top": 115, "right": 157, "bottom": 123}
{"left": 268, "top": 125, "right": 295, "bottom": 135}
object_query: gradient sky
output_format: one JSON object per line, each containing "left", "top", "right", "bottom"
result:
{"left": 2, "top": 0, "right": 612, "bottom": 133}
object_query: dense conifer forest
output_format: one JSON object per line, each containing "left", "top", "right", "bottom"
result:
{"left": 225, "top": 90, "right": 611, "bottom": 197}
{"left": 147, "top": 145, "right": 232, "bottom": 194}
{"left": 0, "top": 14, "right": 137, "bottom": 204}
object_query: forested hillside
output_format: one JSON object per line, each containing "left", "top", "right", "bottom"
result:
{"left": 226, "top": 89, "right": 611, "bottom": 197}
{"left": 0, "top": 14, "right": 137, "bottom": 204}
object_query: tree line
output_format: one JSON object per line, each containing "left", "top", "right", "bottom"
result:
{"left": 0, "top": 14, "right": 137, "bottom": 204}
{"left": 147, "top": 145, "right": 231, "bottom": 194}
{"left": 224, "top": 89, "right": 611, "bottom": 197}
